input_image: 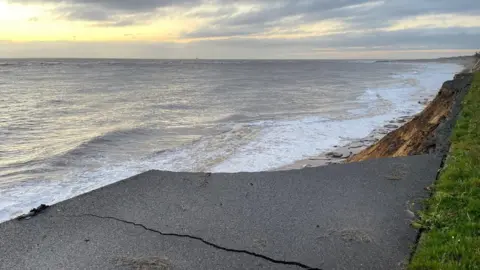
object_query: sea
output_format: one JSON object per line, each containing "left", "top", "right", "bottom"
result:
{"left": 0, "top": 59, "right": 463, "bottom": 221}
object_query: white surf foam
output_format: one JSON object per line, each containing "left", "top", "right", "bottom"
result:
{"left": 213, "top": 63, "right": 463, "bottom": 172}
{"left": 211, "top": 115, "right": 394, "bottom": 172}
{"left": 0, "top": 123, "right": 264, "bottom": 221}
{"left": 352, "top": 63, "right": 462, "bottom": 116}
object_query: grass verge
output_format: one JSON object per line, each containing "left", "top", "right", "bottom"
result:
{"left": 410, "top": 72, "right": 480, "bottom": 269}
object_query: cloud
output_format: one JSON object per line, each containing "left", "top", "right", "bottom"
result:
{"left": 9, "top": 0, "right": 480, "bottom": 32}
{"left": 322, "top": 27, "right": 480, "bottom": 49}
{"left": 8, "top": 0, "right": 203, "bottom": 26}
{"left": 8, "top": 0, "right": 202, "bottom": 12}
{"left": 4, "top": 0, "right": 480, "bottom": 58}
{"left": 93, "top": 19, "right": 137, "bottom": 27}
{"left": 188, "top": 27, "right": 480, "bottom": 50}
{"left": 55, "top": 6, "right": 111, "bottom": 21}
{"left": 178, "top": 0, "right": 480, "bottom": 43}
{"left": 210, "top": 0, "right": 373, "bottom": 27}
{"left": 180, "top": 1, "right": 372, "bottom": 39}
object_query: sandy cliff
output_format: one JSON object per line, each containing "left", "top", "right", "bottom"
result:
{"left": 348, "top": 72, "right": 473, "bottom": 162}
{"left": 472, "top": 58, "right": 480, "bottom": 72}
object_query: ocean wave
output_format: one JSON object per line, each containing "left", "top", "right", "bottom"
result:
{"left": 179, "top": 60, "right": 248, "bottom": 65}
{"left": 58, "top": 127, "right": 149, "bottom": 158}
{"left": 0, "top": 167, "right": 51, "bottom": 182}
{"left": 348, "top": 60, "right": 376, "bottom": 64}
{"left": 211, "top": 115, "right": 393, "bottom": 172}
{"left": 39, "top": 61, "right": 63, "bottom": 66}
{"left": 357, "top": 89, "right": 382, "bottom": 102}
{"left": 3, "top": 127, "right": 150, "bottom": 173}
{"left": 143, "top": 122, "right": 263, "bottom": 171}
{"left": 0, "top": 61, "right": 64, "bottom": 67}
{"left": 351, "top": 62, "right": 464, "bottom": 118}
{"left": 151, "top": 103, "right": 195, "bottom": 110}
{"left": 43, "top": 99, "right": 75, "bottom": 105}
{"left": 214, "top": 113, "right": 257, "bottom": 123}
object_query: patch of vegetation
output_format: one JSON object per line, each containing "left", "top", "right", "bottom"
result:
{"left": 410, "top": 72, "right": 480, "bottom": 269}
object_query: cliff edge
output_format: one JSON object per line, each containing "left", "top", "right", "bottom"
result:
{"left": 349, "top": 71, "right": 473, "bottom": 162}
{"left": 472, "top": 58, "right": 480, "bottom": 72}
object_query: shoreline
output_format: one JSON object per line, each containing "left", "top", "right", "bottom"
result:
{"left": 277, "top": 115, "right": 415, "bottom": 170}
{"left": 278, "top": 58, "right": 471, "bottom": 170}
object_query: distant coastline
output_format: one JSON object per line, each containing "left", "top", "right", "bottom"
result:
{"left": 376, "top": 55, "right": 475, "bottom": 70}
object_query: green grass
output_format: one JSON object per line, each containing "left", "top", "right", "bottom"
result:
{"left": 409, "top": 73, "right": 480, "bottom": 270}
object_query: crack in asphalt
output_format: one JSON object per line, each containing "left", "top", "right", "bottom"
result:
{"left": 79, "top": 213, "right": 322, "bottom": 270}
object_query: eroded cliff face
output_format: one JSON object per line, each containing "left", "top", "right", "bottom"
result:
{"left": 348, "top": 73, "right": 473, "bottom": 162}
{"left": 472, "top": 59, "right": 480, "bottom": 72}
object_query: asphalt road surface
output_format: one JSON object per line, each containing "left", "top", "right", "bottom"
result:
{"left": 0, "top": 154, "right": 441, "bottom": 270}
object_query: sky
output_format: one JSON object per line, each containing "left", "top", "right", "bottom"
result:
{"left": 0, "top": 0, "right": 479, "bottom": 59}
